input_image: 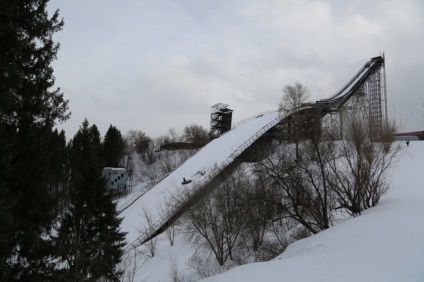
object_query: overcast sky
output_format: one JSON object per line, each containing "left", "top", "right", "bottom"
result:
{"left": 48, "top": 0, "right": 424, "bottom": 139}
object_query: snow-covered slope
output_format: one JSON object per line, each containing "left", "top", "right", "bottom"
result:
{"left": 201, "top": 141, "right": 424, "bottom": 282}
{"left": 118, "top": 106, "right": 423, "bottom": 282}
{"left": 120, "top": 111, "right": 281, "bottom": 247}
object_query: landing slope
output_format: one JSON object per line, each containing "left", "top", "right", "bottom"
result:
{"left": 120, "top": 111, "right": 281, "bottom": 246}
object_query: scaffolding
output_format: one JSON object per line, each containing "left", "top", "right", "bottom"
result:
{"left": 381, "top": 52, "right": 388, "bottom": 126}
{"left": 209, "top": 103, "right": 233, "bottom": 139}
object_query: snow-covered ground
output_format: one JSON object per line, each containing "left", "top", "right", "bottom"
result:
{"left": 116, "top": 102, "right": 424, "bottom": 281}
{"left": 201, "top": 141, "right": 424, "bottom": 282}
{"left": 118, "top": 140, "right": 423, "bottom": 282}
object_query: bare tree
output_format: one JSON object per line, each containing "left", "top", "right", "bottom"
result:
{"left": 279, "top": 82, "right": 310, "bottom": 113}
{"left": 156, "top": 197, "right": 180, "bottom": 247}
{"left": 328, "top": 119, "right": 403, "bottom": 216}
{"left": 184, "top": 168, "right": 250, "bottom": 266}
{"left": 297, "top": 127, "right": 338, "bottom": 230}
{"left": 138, "top": 209, "right": 157, "bottom": 257}
{"left": 242, "top": 168, "right": 275, "bottom": 253}
{"left": 182, "top": 124, "right": 209, "bottom": 145}
{"left": 278, "top": 82, "right": 311, "bottom": 159}
{"left": 259, "top": 91, "right": 404, "bottom": 229}
{"left": 258, "top": 218, "right": 308, "bottom": 262}
{"left": 124, "top": 130, "right": 152, "bottom": 162}
{"left": 256, "top": 145, "right": 324, "bottom": 234}
{"left": 120, "top": 247, "right": 147, "bottom": 282}
{"left": 167, "top": 255, "right": 186, "bottom": 282}
{"left": 187, "top": 249, "right": 220, "bottom": 279}
{"left": 254, "top": 120, "right": 338, "bottom": 234}
{"left": 165, "top": 220, "right": 178, "bottom": 247}
{"left": 167, "top": 128, "right": 180, "bottom": 143}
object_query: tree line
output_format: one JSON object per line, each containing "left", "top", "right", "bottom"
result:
{"left": 0, "top": 1, "right": 131, "bottom": 280}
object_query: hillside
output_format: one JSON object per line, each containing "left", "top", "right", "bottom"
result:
{"left": 117, "top": 140, "right": 423, "bottom": 282}
{"left": 202, "top": 141, "right": 423, "bottom": 282}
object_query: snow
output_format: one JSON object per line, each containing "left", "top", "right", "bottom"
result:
{"left": 118, "top": 106, "right": 424, "bottom": 281}
{"left": 119, "top": 111, "right": 281, "bottom": 246}
{"left": 201, "top": 141, "right": 424, "bottom": 282}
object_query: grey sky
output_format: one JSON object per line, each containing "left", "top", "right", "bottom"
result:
{"left": 48, "top": 0, "right": 424, "bottom": 139}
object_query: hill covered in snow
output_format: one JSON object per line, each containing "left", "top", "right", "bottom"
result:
{"left": 202, "top": 140, "right": 424, "bottom": 282}
{"left": 118, "top": 140, "right": 423, "bottom": 282}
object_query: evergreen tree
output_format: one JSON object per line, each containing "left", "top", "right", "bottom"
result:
{"left": 103, "top": 125, "right": 125, "bottom": 167}
{"left": 48, "top": 129, "right": 69, "bottom": 208}
{"left": 0, "top": 124, "right": 14, "bottom": 280}
{"left": 55, "top": 120, "right": 126, "bottom": 281}
{"left": 0, "top": 0, "right": 69, "bottom": 279}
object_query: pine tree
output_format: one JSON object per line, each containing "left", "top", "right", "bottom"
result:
{"left": 55, "top": 120, "right": 126, "bottom": 281}
{"left": 0, "top": 124, "right": 14, "bottom": 280}
{"left": 102, "top": 125, "right": 125, "bottom": 167}
{"left": 0, "top": 0, "right": 69, "bottom": 279}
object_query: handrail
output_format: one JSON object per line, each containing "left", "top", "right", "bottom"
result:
{"left": 231, "top": 110, "right": 277, "bottom": 129}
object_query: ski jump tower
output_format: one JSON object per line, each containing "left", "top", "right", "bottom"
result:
{"left": 209, "top": 103, "right": 233, "bottom": 139}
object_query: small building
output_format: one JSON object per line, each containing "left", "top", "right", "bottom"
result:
{"left": 102, "top": 167, "right": 128, "bottom": 194}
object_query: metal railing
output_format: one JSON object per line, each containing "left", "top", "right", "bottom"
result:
{"left": 231, "top": 110, "right": 277, "bottom": 129}
{"left": 119, "top": 111, "right": 279, "bottom": 214}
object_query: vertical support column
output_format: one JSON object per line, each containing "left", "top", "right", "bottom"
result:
{"left": 381, "top": 53, "right": 388, "bottom": 127}
{"left": 368, "top": 67, "right": 383, "bottom": 135}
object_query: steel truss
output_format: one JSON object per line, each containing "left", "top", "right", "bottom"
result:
{"left": 323, "top": 55, "right": 388, "bottom": 138}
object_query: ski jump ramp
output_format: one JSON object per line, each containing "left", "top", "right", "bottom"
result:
{"left": 120, "top": 111, "right": 283, "bottom": 248}
{"left": 119, "top": 55, "right": 387, "bottom": 249}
